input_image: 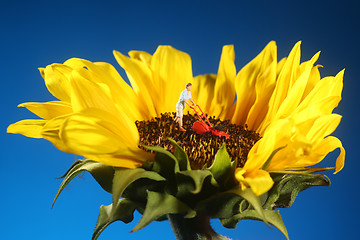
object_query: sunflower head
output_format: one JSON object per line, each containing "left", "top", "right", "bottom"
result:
{"left": 7, "top": 41, "right": 345, "bottom": 239}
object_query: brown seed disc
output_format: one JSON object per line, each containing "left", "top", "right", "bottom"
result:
{"left": 136, "top": 112, "right": 261, "bottom": 170}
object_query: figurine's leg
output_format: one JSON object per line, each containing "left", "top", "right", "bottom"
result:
{"left": 175, "top": 105, "right": 186, "bottom": 131}
{"left": 178, "top": 117, "right": 186, "bottom": 131}
{"left": 178, "top": 116, "right": 183, "bottom": 127}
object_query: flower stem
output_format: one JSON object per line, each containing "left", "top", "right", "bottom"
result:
{"left": 167, "top": 213, "right": 231, "bottom": 240}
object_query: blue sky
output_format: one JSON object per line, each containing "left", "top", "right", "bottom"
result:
{"left": 1, "top": 0, "right": 358, "bottom": 239}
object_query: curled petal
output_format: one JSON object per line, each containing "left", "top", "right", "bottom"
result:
{"left": 235, "top": 168, "right": 274, "bottom": 196}
{"left": 313, "top": 136, "right": 345, "bottom": 174}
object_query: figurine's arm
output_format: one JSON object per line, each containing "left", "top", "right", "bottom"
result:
{"left": 184, "top": 99, "right": 195, "bottom": 106}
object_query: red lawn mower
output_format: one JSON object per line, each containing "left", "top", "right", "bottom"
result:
{"left": 190, "top": 105, "right": 230, "bottom": 140}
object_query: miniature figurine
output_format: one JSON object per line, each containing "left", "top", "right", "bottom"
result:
{"left": 174, "top": 83, "right": 196, "bottom": 131}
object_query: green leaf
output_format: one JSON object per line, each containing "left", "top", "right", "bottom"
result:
{"left": 196, "top": 193, "right": 242, "bottom": 218}
{"left": 229, "top": 188, "right": 269, "bottom": 226}
{"left": 92, "top": 199, "right": 138, "bottom": 240}
{"left": 274, "top": 174, "right": 330, "bottom": 209}
{"left": 168, "top": 138, "right": 191, "bottom": 171}
{"left": 131, "top": 191, "right": 196, "bottom": 232}
{"left": 220, "top": 209, "right": 289, "bottom": 240}
{"left": 53, "top": 159, "right": 114, "bottom": 207}
{"left": 112, "top": 168, "right": 165, "bottom": 209}
{"left": 263, "top": 173, "right": 331, "bottom": 210}
{"left": 208, "top": 144, "right": 236, "bottom": 188}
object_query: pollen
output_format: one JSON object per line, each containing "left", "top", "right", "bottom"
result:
{"left": 135, "top": 112, "right": 261, "bottom": 170}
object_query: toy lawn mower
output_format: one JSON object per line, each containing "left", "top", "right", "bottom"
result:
{"left": 190, "top": 105, "right": 230, "bottom": 139}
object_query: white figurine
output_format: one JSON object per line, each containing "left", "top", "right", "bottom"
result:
{"left": 174, "top": 83, "right": 196, "bottom": 131}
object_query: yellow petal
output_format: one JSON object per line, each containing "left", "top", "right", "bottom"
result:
{"left": 273, "top": 52, "right": 320, "bottom": 121}
{"left": 245, "top": 52, "right": 278, "bottom": 131}
{"left": 59, "top": 108, "right": 139, "bottom": 155}
{"left": 276, "top": 57, "right": 287, "bottom": 76}
{"left": 235, "top": 168, "right": 274, "bottom": 196}
{"left": 296, "top": 70, "right": 344, "bottom": 114}
{"left": 86, "top": 150, "right": 154, "bottom": 168}
{"left": 292, "top": 96, "right": 341, "bottom": 126}
{"left": 192, "top": 74, "right": 216, "bottom": 115}
{"left": 233, "top": 41, "right": 277, "bottom": 126}
{"left": 208, "top": 45, "right": 236, "bottom": 120}
{"left": 39, "top": 67, "right": 45, "bottom": 79}
{"left": 113, "top": 50, "right": 158, "bottom": 119}
{"left": 128, "top": 50, "right": 152, "bottom": 65}
{"left": 19, "top": 101, "right": 72, "bottom": 120}
{"left": 301, "top": 64, "right": 322, "bottom": 101}
{"left": 70, "top": 70, "right": 117, "bottom": 112}
{"left": 306, "top": 114, "right": 342, "bottom": 143}
{"left": 263, "top": 42, "right": 301, "bottom": 125}
{"left": 41, "top": 64, "right": 73, "bottom": 102}
{"left": 246, "top": 119, "right": 291, "bottom": 172}
{"left": 295, "top": 135, "right": 345, "bottom": 173}
{"left": 313, "top": 136, "right": 345, "bottom": 174}
{"left": 150, "top": 46, "right": 193, "bottom": 113}
{"left": 41, "top": 114, "right": 73, "bottom": 153}
{"left": 65, "top": 58, "right": 145, "bottom": 120}
{"left": 7, "top": 119, "right": 47, "bottom": 138}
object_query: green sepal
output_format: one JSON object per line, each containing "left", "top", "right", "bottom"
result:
{"left": 143, "top": 145, "right": 179, "bottom": 179}
{"left": 220, "top": 209, "right": 289, "bottom": 240}
{"left": 196, "top": 193, "right": 242, "bottom": 218}
{"left": 264, "top": 173, "right": 331, "bottom": 209}
{"left": 176, "top": 170, "right": 218, "bottom": 196}
{"left": 122, "top": 177, "right": 167, "bottom": 205}
{"left": 168, "top": 138, "right": 191, "bottom": 171}
{"left": 208, "top": 144, "right": 236, "bottom": 189}
{"left": 131, "top": 191, "right": 196, "bottom": 232}
{"left": 57, "top": 159, "right": 84, "bottom": 178}
{"left": 53, "top": 159, "right": 114, "bottom": 207}
{"left": 92, "top": 199, "right": 138, "bottom": 240}
{"left": 112, "top": 168, "right": 165, "bottom": 209}
{"left": 229, "top": 188, "right": 269, "bottom": 226}
{"left": 269, "top": 167, "right": 335, "bottom": 175}
{"left": 175, "top": 170, "right": 219, "bottom": 209}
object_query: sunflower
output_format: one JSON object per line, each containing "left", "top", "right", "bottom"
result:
{"left": 7, "top": 41, "right": 345, "bottom": 198}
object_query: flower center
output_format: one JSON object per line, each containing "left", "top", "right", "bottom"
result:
{"left": 135, "top": 112, "right": 261, "bottom": 170}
